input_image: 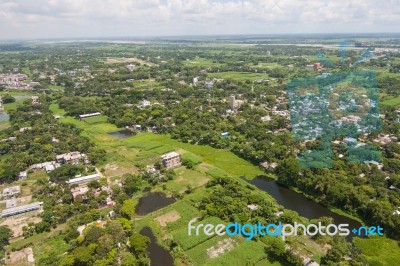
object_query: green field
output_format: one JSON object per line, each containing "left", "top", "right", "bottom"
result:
{"left": 185, "top": 234, "right": 244, "bottom": 266}
{"left": 203, "top": 240, "right": 270, "bottom": 266}
{"left": 174, "top": 217, "right": 225, "bottom": 250}
{"left": 185, "top": 58, "right": 223, "bottom": 67}
{"left": 354, "top": 236, "right": 400, "bottom": 266}
{"left": 165, "top": 166, "right": 209, "bottom": 193}
{"left": 82, "top": 115, "right": 108, "bottom": 124}
{"left": 208, "top": 71, "right": 269, "bottom": 82}
{"left": 381, "top": 96, "right": 400, "bottom": 107}
{"left": 32, "top": 235, "right": 69, "bottom": 263}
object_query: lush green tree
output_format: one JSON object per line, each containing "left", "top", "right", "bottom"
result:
{"left": 129, "top": 234, "right": 150, "bottom": 255}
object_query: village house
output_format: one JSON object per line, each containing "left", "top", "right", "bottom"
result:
{"left": 31, "top": 96, "right": 40, "bottom": 105}
{"left": 140, "top": 100, "right": 151, "bottom": 108}
{"left": 247, "top": 204, "right": 259, "bottom": 211}
{"left": 161, "top": 152, "right": 181, "bottom": 169}
{"left": 71, "top": 186, "right": 89, "bottom": 201}
{"left": 260, "top": 161, "right": 278, "bottom": 171}
{"left": 56, "top": 151, "right": 88, "bottom": 165}
{"left": 126, "top": 64, "right": 136, "bottom": 71}
{"left": 2, "top": 186, "right": 21, "bottom": 199}
{"left": 19, "top": 127, "right": 32, "bottom": 133}
{"left": 18, "top": 171, "right": 27, "bottom": 180}
{"left": 229, "top": 95, "right": 244, "bottom": 110}
{"left": 30, "top": 161, "right": 60, "bottom": 172}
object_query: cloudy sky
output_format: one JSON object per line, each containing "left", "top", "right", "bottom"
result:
{"left": 0, "top": 0, "right": 399, "bottom": 39}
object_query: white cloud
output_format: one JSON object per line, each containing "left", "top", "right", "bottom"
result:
{"left": 0, "top": 0, "right": 399, "bottom": 39}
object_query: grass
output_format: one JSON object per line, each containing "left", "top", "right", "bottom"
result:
{"left": 203, "top": 240, "right": 268, "bottom": 266}
{"left": 7, "top": 224, "right": 66, "bottom": 252}
{"left": 123, "top": 134, "right": 264, "bottom": 179}
{"left": 82, "top": 115, "right": 108, "bottom": 125}
{"left": 184, "top": 58, "right": 223, "bottom": 67}
{"left": 154, "top": 200, "right": 200, "bottom": 233}
{"left": 32, "top": 235, "right": 69, "bottom": 263}
{"left": 49, "top": 104, "right": 263, "bottom": 178}
{"left": 181, "top": 152, "right": 202, "bottom": 165}
{"left": 208, "top": 71, "right": 269, "bottom": 82}
{"left": 381, "top": 96, "right": 400, "bottom": 107}
{"left": 165, "top": 166, "right": 209, "bottom": 193}
{"left": 174, "top": 216, "right": 225, "bottom": 251}
{"left": 353, "top": 236, "right": 400, "bottom": 266}
{"left": 185, "top": 234, "right": 244, "bottom": 266}
{"left": 49, "top": 103, "right": 66, "bottom": 116}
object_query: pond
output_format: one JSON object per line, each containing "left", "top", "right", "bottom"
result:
{"left": 0, "top": 112, "right": 9, "bottom": 121}
{"left": 108, "top": 130, "right": 134, "bottom": 139}
{"left": 246, "top": 176, "right": 363, "bottom": 240}
{"left": 140, "top": 227, "right": 174, "bottom": 266}
{"left": 136, "top": 192, "right": 176, "bottom": 215}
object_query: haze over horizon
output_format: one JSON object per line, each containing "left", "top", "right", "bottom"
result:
{"left": 0, "top": 0, "right": 399, "bottom": 40}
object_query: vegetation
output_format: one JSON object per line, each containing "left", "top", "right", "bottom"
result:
{"left": 0, "top": 36, "right": 400, "bottom": 265}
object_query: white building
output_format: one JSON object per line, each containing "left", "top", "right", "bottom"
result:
{"left": 67, "top": 173, "right": 101, "bottom": 185}
{"left": 140, "top": 100, "right": 151, "bottom": 108}
{"left": 1, "top": 202, "right": 43, "bottom": 218}
{"left": 2, "top": 186, "right": 21, "bottom": 199}
{"left": 161, "top": 152, "right": 181, "bottom": 169}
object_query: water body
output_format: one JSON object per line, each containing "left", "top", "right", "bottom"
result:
{"left": 108, "top": 130, "right": 134, "bottom": 139}
{"left": 140, "top": 227, "right": 174, "bottom": 266}
{"left": 136, "top": 192, "right": 176, "bottom": 215}
{"left": 0, "top": 112, "right": 9, "bottom": 121}
{"left": 246, "top": 176, "right": 362, "bottom": 238}
{"left": 0, "top": 95, "right": 31, "bottom": 122}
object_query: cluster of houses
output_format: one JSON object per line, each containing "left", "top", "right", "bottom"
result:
{"left": 0, "top": 185, "right": 44, "bottom": 218}
{"left": 305, "top": 62, "right": 323, "bottom": 71}
{"left": 28, "top": 151, "right": 88, "bottom": 173}
{"left": 0, "top": 73, "right": 40, "bottom": 90}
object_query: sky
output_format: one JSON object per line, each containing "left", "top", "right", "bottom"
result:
{"left": 0, "top": 0, "right": 399, "bottom": 40}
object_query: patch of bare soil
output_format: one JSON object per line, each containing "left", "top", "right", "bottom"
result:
{"left": 207, "top": 238, "right": 236, "bottom": 259}
{"left": 155, "top": 210, "right": 181, "bottom": 227}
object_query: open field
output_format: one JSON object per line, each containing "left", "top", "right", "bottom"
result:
{"left": 82, "top": 115, "right": 108, "bottom": 124}
{"left": 203, "top": 240, "right": 269, "bottom": 266}
{"left": 174, "top": 216, "right": 225, "bottom": 251}
{"left": 50, "top": 104, "right": 264, "bottom": 179}
{"left": 184, "top": 58, "right": 223, "bottom": 67}
{"left": 185, "top": 234, "right": 244, "bottom": 265}
{"left": 105, "top": 57, "right": 157, "bottom": 66}
{"left": 165, "top": 166, "right": 209, "bottom": 193}
{"left": 354, "top": 236, "right": 400, "bottom": 266}
{"left": 208, "top": 71, "right": 269, "bottom": 81}
{"left": 381, "top": 96, "right": 400, "bottom": 107}
{"left": 32, "top": 235, "right": 69, "bottom": 264}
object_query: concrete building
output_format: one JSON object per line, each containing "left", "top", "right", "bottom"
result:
{"left": 1, "top": 202, "right": 43, "bottom": 218}
{"left": 229, "top": 95, "right": 244, "bottom": 110}
{"left": 30, "top": 161, "right": 60, "bottom": 172}
{"left": 31, "top": 96, "right": 40, "bottom": 105}
{"left": 71, "top": 186, "right": 89, "bottom": 200}
{"left": 140, "top": 100, "right": 151, "bottom": 108}
{"left": 67, "top": 173, "right": 101, "bottom": 185}
{"left": 56, "top": 151, "right": 87, "bottom": 165}
{"left": 161, "top": 152, "right": 181, "bottom": 169}
{"left": 2, "top": 186, "right": 21, "bottom": 199}
{"left": 126, "top": 64, "right": 136, "bottom": 71}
